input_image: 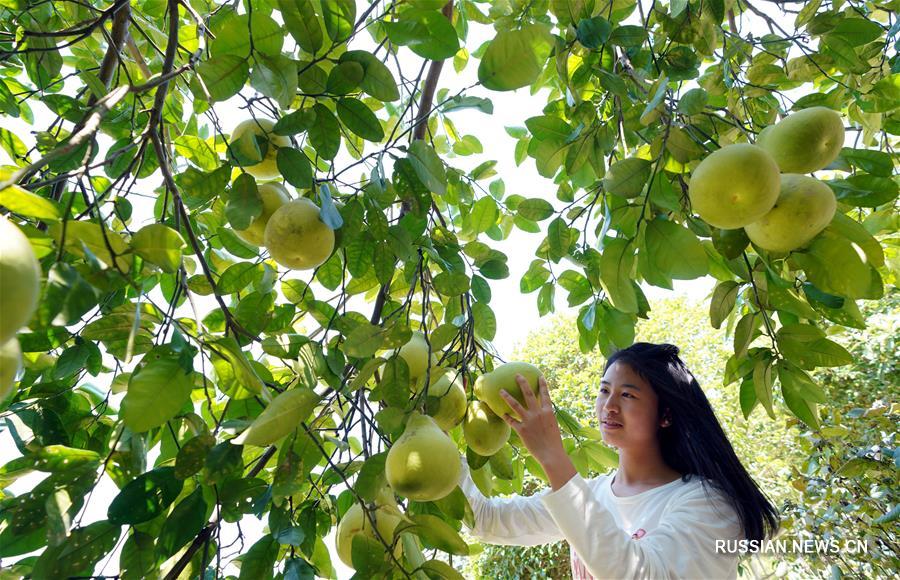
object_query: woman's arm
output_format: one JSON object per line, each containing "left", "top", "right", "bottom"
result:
{"left": 458, "top": 458, "right": 566, "bottom": 547}
{"left": 540, "top": 475, "right": 743, "bottom": 579}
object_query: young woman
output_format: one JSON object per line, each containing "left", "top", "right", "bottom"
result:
{"left": 459, "top": 342, "right": 779, "bottom": 579}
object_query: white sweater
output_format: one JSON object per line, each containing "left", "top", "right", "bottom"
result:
{"left": 459, "top": 461, "right": 744, "bottom": 579}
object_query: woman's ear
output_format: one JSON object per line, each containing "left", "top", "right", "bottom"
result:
{"left": 660, "top": 408, "right": 672, "bottom": 427}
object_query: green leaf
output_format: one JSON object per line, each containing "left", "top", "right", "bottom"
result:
{"left": 131, "top": 223, "right": 186, "bottom": 274}
{"left": 250, "top": 55, "right": 298, "bottom": 109}
{"left": 238, "top": 534, "right": 279, "bottom": 580}
{"left": 421, "top": 559, "right": 466, "bottom": 580}
{"left": 107, "top": 467, "right": 184, "bottom": 525}
{"left": 225, "top": 172, "right": 263, "bottom": 230}
{"left": 173, "top": 135, "right": 218, "bottom": 171}
{"left": 277, "top": 148, "right": 314, "bottom": 189}
{"left": 442, "top": 95, "right": 494, "bottom": 114}
{"left": 212, "top": 13, "right": 283, "bottom": 58}
{"left": 837, "top": 148, "right": 893, "bottom": 177}
{"left": 472, "top": 301, "right": 496, "bottom": 341}
{"left": 709, "top": 281, "right": 739, "bottom": 329}
{"left": 326, "top": 61, "right": 364, "bottom": 94}
{"left": 643, "top": 218, "right": 708, "bottom": 280}
{"left": 322, "top": 0, "right": 355, "bottom": 42}
{"left": 175, "top": 434, "right": 216, "bottom": 479}
{"left": 599, "top": 238, "right": 637, "bottom": 313}
{"left": 279, "top": 0, "right": 323, "bottom": 54}
{"left": 384, "top": 8, "right": 460, "bottom": 60}
{"left": 234, "top": 387, "right": 320, "bottom": 446}
{"left": 31, "top": 520, "right": 120, "bottom": 578}
{"left": 478, "top": 24, "right": 554, "bottom": 91}
{"left": 603, "top": 157, "right": 651, "bottom": 198}
{"left": 517, "top": 198, "right": 554, "bottom": 221}
{"left": 197, "top": 55, "right": 249, "bottom": 102}
{"left": 207, "top": 335, "right": 265, "bottom": 395}
{"left": 158, "top": 487, "right": 208, "bottom": 557}
{"left": 342, "top": 322, "right": 384, "bottom": 357}
{"left": 0, "top": 184, "right": 62, "bottom": 221}
{"left": 576, "top": 16, "right": 611, "bottom": 49}
{"left": 309, "top": 103, "right": 340, "bottom": 159}
{"left": 468, "top": 196, "right": 499, "bottom": 234}
{"left": 433, "top": 271, "right": 470, "bottom": 296}
{"left": 337, "top": 98, "right": 384, "bottom": 141}
{"left": 407, "top": 140, "right": 447, "bottom": 195}
{"left": 830, "top": 18, "right": 883, "bottom": 46}
{"left": 409, "top": 514, "right": 469, "bottom": 555}
{"left": 339, "top": 51, "right": 400, "bottom": 102}
{"left": 274, "top": 108, "right": 316, "bottom": 135}
{"left": 827, "top": 175, "right": 899, "bottom": 207}
{"left": 752, "top": 356, "right": 775, "bottom": 419}
{"left": 678, "top": 88, "right": 708, "bottom": 115}
{"left": 609, "top": 25, "right": 647, "bottom": 47}
{"left": 121, "top": 356, "right": 194, "bottom": 433}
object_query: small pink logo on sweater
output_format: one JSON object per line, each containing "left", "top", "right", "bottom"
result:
{"left": 631, "top": 528, "right": 646, "bottom": 540}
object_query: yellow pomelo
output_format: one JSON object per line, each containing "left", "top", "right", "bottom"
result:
{"left": 463, "top": 400, "right": 510, "bottom": 457}
{"left": 385, "top": 412, "right": 461, "bottom": 502}
{"left": 0, "top": 338, "right": 22, "bottom": 401}
{"left": 744, "top": 174, "right": 837, "bottom": 252}
{"left": 688, "top": 143, "right": 781, "bottom": 229}
{"left": 473, "top": 361, "right": 542, "bottom": 421}
{"left": 422, "top": 368, "right": 467, "bottom": 431}
{"left": 757, "top": 107, "right": 845, "bottom": 174}
{"left": 263, "top": 198, "right": 335, "bottom": 269}
{"left": 335, "top": 502, "right": 403, "bottom": 569}
{"left": 0, "top": 216, "right": 41, "bottom": 343}
{"left": 234, "top": 182, "right": 291, "bottom": 246}
{"left": 230, "top": 118, "right": 291, "bottom": 179}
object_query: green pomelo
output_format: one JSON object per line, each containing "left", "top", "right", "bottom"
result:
{"left": 235, "top": 182, "right": 291, "bottom": 246}
{"left": 423, "top": 368, "right": 467, "bottom": 431}
{"left": 385, "top": 413, "right": 461, "bottom": 502}
{"left": 757, "top": 107, "right": 845, "bottom": 174}
{"left": 264, "top": 198, "right": 335, "bottom": 269}
{"left": 0, "top": 338, "right": 22, "bottom": 401}
{"left": 230, "top": 118, "right": 292, "bottom": 180}
{"left": 688, "top": 143, "right": 781, "bottom": 229}
{"left": 473, "top": 361, "right": 542, "bottom": 421}
{"left": 745, "top": 174, "right": 837, "bottom": 252}
{"left": 0, "top": 217, "right": 41, "bottom": 343}
{"left": 463, "top": 400, "right": 510, "bottom": 457}
{"left": 335, "top": 502, "right": 403, "bottom": 569}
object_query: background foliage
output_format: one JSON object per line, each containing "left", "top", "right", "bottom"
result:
{"left": 0, "top": 0, "right": 897, "bottom": 578}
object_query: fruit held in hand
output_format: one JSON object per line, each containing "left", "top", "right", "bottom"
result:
{"left": 234, "top": 182, "right": 291, "bottom": 246}
{"left": 0, "top": 216, "right": 41, "bottom": 343}
{"left": 0, "top": 338, "right": 22, "bottom": 401}
{"left": 744, "top": 174, "right": 837, "bottom": 252}
{"left": 385, "top": 412, "right": 461, "bottom": 502}
{"left": 230, "top": 118, "right": 291, "bottom": 180}
{"left": 335, "top": 501, "right": 403, "bottom": 569}
{"left": 264, "top": 198, "right": 335, "bottom": 269}
{"left": 422, "top": 368, "right": 467, "bottom": 431}
{"left": 463, "top": 400, "right": 510, "bottom": 457}
{"left": 756, "top": 107, "right": 844, "bottom": 174}
{"left": 688, "top": 144, "right": 781, "bottom": 229}
{"left": 474, "top": 361, "right": 543, "bottom": 421}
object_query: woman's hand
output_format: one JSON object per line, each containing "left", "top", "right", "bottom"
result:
{"left": 500, "top": 375, "right": 577, "bottom": 490}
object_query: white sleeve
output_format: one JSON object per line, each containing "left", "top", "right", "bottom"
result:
{"left": 540, "top": 474, "right": 743, "bottom": 579}
{"left": 457, "top": 459, "right": 565, "bottom": 547}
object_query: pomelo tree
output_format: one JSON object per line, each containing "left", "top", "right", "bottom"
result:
{"left": 0, "top": 0, "right": 897, "bottom": 578}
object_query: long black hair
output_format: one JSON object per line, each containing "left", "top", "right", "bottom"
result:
{"left": 605, "top": 342, "right": 779, "bottom": 542}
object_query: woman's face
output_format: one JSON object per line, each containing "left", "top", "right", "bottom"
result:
{"left": 595, "top": 361, "right": 664, "bottom": 449}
